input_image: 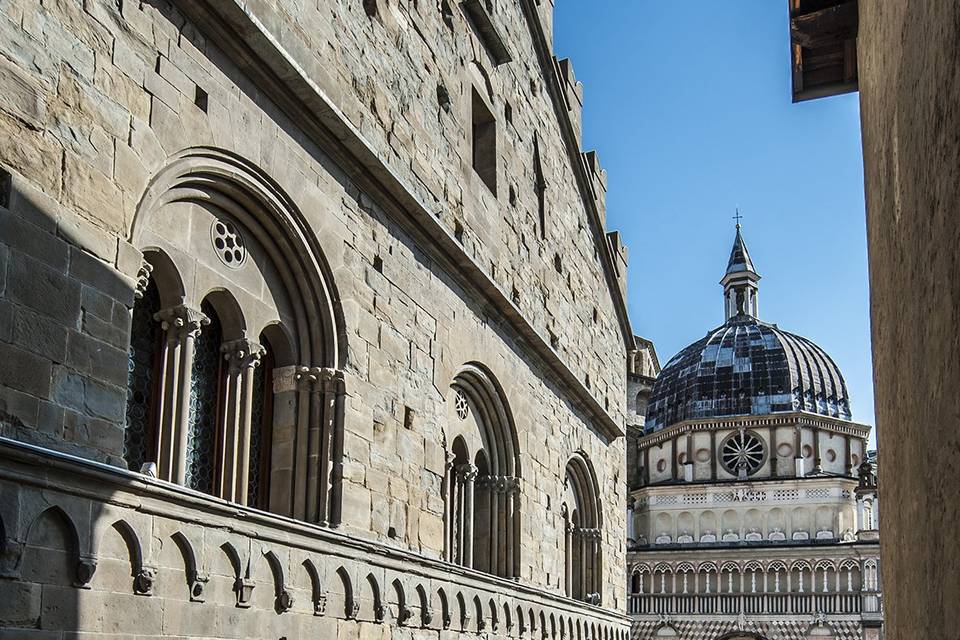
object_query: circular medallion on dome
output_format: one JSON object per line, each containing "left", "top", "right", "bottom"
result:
{"left": 720, "top": 430, "right": 766, "bottom": 476}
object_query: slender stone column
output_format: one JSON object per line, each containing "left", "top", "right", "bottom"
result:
{"left": 443, "top": 452, "right": 456, "bottom": 563}
{"left": 769, "top": 426, "right": 778, "bottom": 475}
{"left": 305, "top": 367, "right": 323, "bottom": 522}
{"left": 642, "top": 445, "right": 650, "bottom": 485}
{"left": 328, "top": 370, "right": 347, "bottom": 527}
{"left": 579, "top": 527, "right": 588, "bottom": 599}
{"left": 709, "top": 430, "right": 717, "bottom": 480}
{"left": 154, "top": 305, "right": 208, "bottom": 485}
{"left": 220, "top": 339, "right": 263, "bottom": 504}
{"left": 460, "top": 463, "right": 478, "bottom": 568}
{"left": 489, "top": 476, "right": 501, "bottom": 574}
{"left": 292, "top": 367, "right": 313, "bottom": 520}
{"left": 509, "top": 476, "right": 521, "bottom": 578}
{"left": 154, "top": 319, "right": 181, "bottom": 481}
{"left": 670, "top": 436, "right": 678, "bottom": 480}
{"left": 794, "top": 426, "right": 803, "bottom": 477}
{"left": 844, "top": 434, "right": 853, "bottom": 474}
{"left": 813, "top": 428, "right": 822, "bottom": 472}
{"left": 455, "top": 465, "right": 467, "bottom": 565}
{"left": 562, "top": 507, "right": 572, "bottom": 596}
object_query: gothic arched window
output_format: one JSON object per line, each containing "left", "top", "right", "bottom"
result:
{"left": 125, "top": 148, "right": 347, "bottom": 525}
{"left": 443, "top": 364, "right": 521, "bottom": 579}
{"left": 563, "top": 454, "right": 602, "bottom": 604}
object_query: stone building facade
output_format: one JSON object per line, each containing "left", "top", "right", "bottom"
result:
{"left": 625, "top": 229, "right": 882, "bottom": 640}
{"left": 626, "top": 338, "right": 659, "bottom": 491}
{"left": 786, "top": 2, "right": 960, "bottom": 637}
{"left": 0, "top": 1, "right": 636, "bottom": 638}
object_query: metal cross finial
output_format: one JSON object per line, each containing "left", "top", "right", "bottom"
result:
{"left": 733, "top": 208, "right": 743, "bottom": 229}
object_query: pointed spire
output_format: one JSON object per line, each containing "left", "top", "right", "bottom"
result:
{"left": 725, "top": 226, "right": 758, "bottom": 277}
{"left": 720, "top": 221, "right": 761, "bottom": 321}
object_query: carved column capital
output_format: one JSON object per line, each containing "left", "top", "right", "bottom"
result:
{"left": 221, "top": 338, "right": 264, "bottom": 372}
{"left": 155, "top": 305, "right": 209, "bottom": 341}
{"left": 456, "top": 462, "right": 478, "bottom": 483}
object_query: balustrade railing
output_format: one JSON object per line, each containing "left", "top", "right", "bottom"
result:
{"left": 628, "top": 591, "right": 874, "bottom": 616}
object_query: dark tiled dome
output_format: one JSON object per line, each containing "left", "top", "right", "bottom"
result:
{"left": 645, "top": 315, "right": 851, "bottom": 432}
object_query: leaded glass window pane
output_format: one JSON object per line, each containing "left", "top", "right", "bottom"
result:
{"left": 123, "top": 278, "right": 161, "bottom": 472}
{"left": 186, "top": 301, "right": 222, "bottom": 494}
{"left": 247, "top": 340, "right": 273, "bottom": 509}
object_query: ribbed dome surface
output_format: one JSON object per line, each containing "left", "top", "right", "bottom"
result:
{"left": 645, "top": 315, "right": 851, "bottom": 431}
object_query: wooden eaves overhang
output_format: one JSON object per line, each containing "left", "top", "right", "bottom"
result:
{"left": 169, "top": 0, "right": 629, "bottom": 440}
{"left": 789, "top": 0, "right": 859, "bottom": 102}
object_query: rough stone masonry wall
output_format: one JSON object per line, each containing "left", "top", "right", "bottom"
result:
{"left": 0, "top": 0, "right": 629, "bottom": 613}
{"left": 857, "top": 1, "right": 960, "bottom": 637}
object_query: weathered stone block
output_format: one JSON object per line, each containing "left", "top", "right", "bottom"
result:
{"left": 66, "top": 330, "right": 128, "bottom": 388}
{"left": 62, "top": 156, "right": 123, "bottom": 231}
{"left": 7, "top": 251, "right": 80, "bottom": 327}
{"left": 58, "top": 210, "right": 117, "bottom": 264}
{"left": 0, "top": 210, "right": 68, "bottom": 272}
{"left": 0, "top": 56, "right": 47, "bottom": 128}
{"left": 80, "top": 378, "right": 125, "bottom": 422}
{"left": 0, "top": 113, "right": 62, "bottom": 196}
{"left": 68, "top": 247, "right": 133, "bottom": 306}
{"left": 0, "top": 342, "right": 51, "bottom": 398}
{"left": 13, "top": 306, "right": 68, "bottom": 362}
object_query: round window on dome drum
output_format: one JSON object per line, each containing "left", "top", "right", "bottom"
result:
{"left": 719, "top": 430, "right": 767, "bottom": 477}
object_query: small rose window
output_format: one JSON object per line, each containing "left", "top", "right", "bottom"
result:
{"left": 211, "top": 219, "right": 246, "bottom": 268}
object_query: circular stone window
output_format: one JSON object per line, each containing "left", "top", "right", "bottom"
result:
{"left": 210, "top": 219, "right": 247, "bottom": 268}
{"left": 719, "top": 430, "right": 766, "bottom": 476}
{"left": 777, "top": 442, "right": 793, "bottom": 458}
{"left": 454, "top": 389, "right": 469, "bottom": 420}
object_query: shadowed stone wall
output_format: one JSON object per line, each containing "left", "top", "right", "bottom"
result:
{"left": 858, "top": 1, "right": 960, "bottom": 638}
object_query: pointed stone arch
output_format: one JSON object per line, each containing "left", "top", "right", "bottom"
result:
{"left": 563, "top": 451, "right": 603, "bottom": 603}
{"left": 127, "top": 147, "right": 348, "bottom": 524}
{"left": 443, "top": 362, "right": 521, "bottom": 577}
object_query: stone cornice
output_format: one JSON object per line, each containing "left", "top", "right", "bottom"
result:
{"left": 0, "top": 437, "right": 629, "bottom": 625}
{"left": 637, "top": 412, "right": 872, "bottom": 447}
{"left": 168, "top": 0, "right": 624, "bottom": 440}
{"left": 626, "top": 539, "right": 882, "bottom": 560}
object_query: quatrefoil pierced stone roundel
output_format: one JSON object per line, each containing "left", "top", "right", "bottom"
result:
{"left": 211, "top": 219, "right": 246, "bottom": 268}
{"left": 455, "top": 389, "right": 469, "bottom": 420}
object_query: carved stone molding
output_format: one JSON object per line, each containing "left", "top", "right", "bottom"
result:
{"left": 133, "top": 565, "right": 158, "bottom": 595}
{"left": 75, "top": 556, "right": 98, "bottom": 589}
{"left": 134, "top": 260, "right": 154, "bottom": 300}
{"left": 189, "top": 572, "right": 210, "bottom": 602}
{"left": 235, "top": 576, "right": 255, "bottom": 608}
{"left": 275, "top": 588, "right": 294, "bottom": 613}
{"left": 313, "top": 593, "right": 327, "bottom": 616}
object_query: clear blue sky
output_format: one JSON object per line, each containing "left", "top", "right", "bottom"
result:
{"left": 553, "top": 1, "right": 876, "bottom": 429}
